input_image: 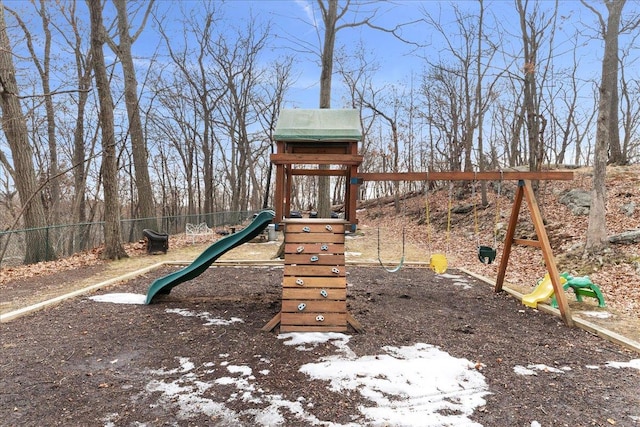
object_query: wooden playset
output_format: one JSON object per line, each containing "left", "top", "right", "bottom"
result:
{"left": 263, "top": 109, "right": 576, "bottom": 331}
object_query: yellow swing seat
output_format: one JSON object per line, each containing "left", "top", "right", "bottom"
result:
{"left": 429, "top": 253, "right": 448, "bottom": 274}
{"left": 425, "top": 179, "right": 451, "bottom": 275}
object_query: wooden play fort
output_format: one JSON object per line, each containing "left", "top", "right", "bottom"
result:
{"left": 263, "top": 109, "right": 576, "bottom": 332}
{"left": 263, "top": 110, "right": 363, "bottom": 332}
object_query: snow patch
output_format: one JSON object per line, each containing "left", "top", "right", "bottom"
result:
{"left": 606, "top": 359, "right": 640, "bottom": 370}
{"left": 300, "top": 343, "right": 489, "bottom": 426}
{"left": 279, "top": 332, "right": 355, "bottom": 357}
{"left": 138, "top": 342, "right": 492, "bottom": 426}
{"left": 579, "top": 310, "right": 612, "bottom": 319}
{"left": 513, "top": 364, "right": 566, "bottom": 376}
{"left": 452, "top": 280, "right": 473, "bottom": 290}
{"left": 165, "top": 308, "right": 244, "bottom": 326}
{"left": 88, "top": 293, "right": 146, "bottom": 304}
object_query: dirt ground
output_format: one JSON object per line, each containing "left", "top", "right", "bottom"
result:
{"left": 1, "top": 263, "right": 639, "bottom": 426}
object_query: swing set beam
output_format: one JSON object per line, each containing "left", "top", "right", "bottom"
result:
{"left": 355, "top": 171, "right": 574, "bottom": 327}
{"left": 357, "top": 170, "right": 573, "bottom": 182}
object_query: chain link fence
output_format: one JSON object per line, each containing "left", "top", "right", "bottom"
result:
{"left": 0, "top": 210, "right": 256, "bottom": 267}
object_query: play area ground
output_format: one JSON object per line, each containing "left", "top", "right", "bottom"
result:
{"left": 1, "top": 261, "right": 639, "bottom": 426}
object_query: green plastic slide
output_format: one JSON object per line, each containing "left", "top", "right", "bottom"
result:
{"left": 145, "top": 210, "right": 275, "bottom": 304}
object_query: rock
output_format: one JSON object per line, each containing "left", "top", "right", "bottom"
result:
{"left": 452, "top": 204, "right": 474, "bottom": 214}
{"left": 620, "top": 202, "right": 636, "bottom": 217}
{"left": 608, "top": 230, "right": 640, "bottom": 245}
{"left": 558, "top": 189, "right": 591, "bottom": 215}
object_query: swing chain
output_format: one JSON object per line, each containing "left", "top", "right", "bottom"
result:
{"left": 494, "top": 172, "right": 503, "bottom": 249}
{"left": 472, "top": 176, "right": 480, "bottom": 247}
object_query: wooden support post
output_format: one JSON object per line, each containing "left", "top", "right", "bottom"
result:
{"left": 273, "top": 140, "right": 286, "bottom": 227}
{"left": 284, "top": 165, "right": 292, "bottom": 219}
{"left": 495, "top": 180, "right": 573, "bottom": 327}
{"left": 347, "top": 141, "right": 359, "bottom": 229}
{"left": 261, "top": 313, "right": 281, "bottom": 332}
{"left": 495, "top": 182, "right": 523, "bottom": 292}
{"left": 522, "top": 180, "right": 573, "bottom": 327}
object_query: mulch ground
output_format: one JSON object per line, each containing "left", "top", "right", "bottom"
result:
{"left": 1, "top": 265, "right": 639, "bottom": 426}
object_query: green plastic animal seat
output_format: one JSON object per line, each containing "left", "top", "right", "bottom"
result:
{"left": 551, "top": 275, "right": 605, "bottom": 308}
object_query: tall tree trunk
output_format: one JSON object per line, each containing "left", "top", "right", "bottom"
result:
{"left": 319, "top": 0, "right": 337, "bottom": 110}
{"left": 585, "top": 0, "right": 625, "bottom": 252}
{"left": 516, "top": 0, "right": 541, "bottom": 172}
{"left": 112, "top": 0, "right": 157, "bottom": 233}
{"left": 63, "top": 0, "right": 93, "bottom": 254}
{"left": 36, "top": 0, "right": 60, "bottom": 226}
{"left": 317, "top": 0, "right": 338, "bottom": 218}
{"left": 88, "top": 0, "right": 128, "bottom": 260}
{"left": 6, "top": 1, "right": 60, "bottom": 225}
{"left": 605, "top": 2, "right": 623, "bottom": 165}
{"left": 0, "top": 0, "right": 55, "bottom": 264}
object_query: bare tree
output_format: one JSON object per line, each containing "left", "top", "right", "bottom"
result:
{"left": 582, "top": 0, "right": 625, "bottom": 253}
{"left": 0, "top": 0, "right": 55, "bottom": 263}
{"left": 106, "top": 0, "right": 157, "bottom": 233}
{"left": 547, "top": 35, "right": 597, "bottom": 166}
{"left": 619, "top": 61, "right": 640, "bottom": 163}
{"left": 55, "top": 0, "right": 96, "bottom": 252}
{"left": 5, "top": 1, "right": 62, "bottom": 226}
{"left": 358, "top": 83, "right": 404, "bottom": 211}
{"left": 335, "top": 44, "right": 380, "bottom": 198}
{"left": 515, "top": 0, "right": 558, "bottom": 173}
{"left": 210, "top": 19, "right": 270, "bottom": 213}
{"left": 88, "top": 0, "right": 128, "bottom": 260}
{"left": 421, "top": 1, "right": 501, "bottom": 205}
{"left": 256, "top": 56, "right": 295, "bottom": 210}
{"left": 148, "top": 75, "right": 199, "bottom": 219}
{"left": 315, "top": 0, "right": 380, "bottom": 217}
{"left": 582, "top": 0, "right": 639, "bottom": 166}
{"left": 155, "top": 1, "right": 226, "bottom": 216}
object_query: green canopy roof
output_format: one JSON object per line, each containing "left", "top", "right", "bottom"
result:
{"left": 274, "top": 109, "right": 362, "bottom": 142}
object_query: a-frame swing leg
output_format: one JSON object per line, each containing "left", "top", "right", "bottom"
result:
{"left": 495, "top": 180, "right": 573, "bottom": 327}
{"left": 494, "top": 183, "right": 522, "bottom": 293}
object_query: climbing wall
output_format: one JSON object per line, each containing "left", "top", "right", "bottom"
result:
{"left": 280, "top": 219, "right": 348, "bottom": 332}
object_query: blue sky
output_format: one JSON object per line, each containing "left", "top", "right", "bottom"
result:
{"left": 5, "top": 0, "right": 636, "bottom": 136}
{"left": 6, "top": 0, "right": 632, "bottom": 108}
{"left": 140, "top": 1, "right": 463, "bottom": 107}
{"left": 143, "top": 0, "right": 618, "bottom": 109}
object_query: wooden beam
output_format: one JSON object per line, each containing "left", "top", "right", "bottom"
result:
{"left": 290, "top": 168, "right": 348, "bottom": 176}
{"left": 357, "top": 171, "right": 574, "bottom": 181}
{"left": 261, "top": 312, "right": 281, "bottom": 332}
{"left": 347, "top": 313, "right": 364, "bottom": 333}
{"left": 521, "top": 180, "right": 573, "bottom": 327}
{"left": 513, "top": 238, "right": 542, "bottom": 248}
{"left": 271, "top": 153, "right": 364, "bottom": 165}
{"left": 495, "top": 181, "right": 522, "bottom": 293}
{"left": 274, "top": 164, "right": 284, "bottom": 226}
{"left": 288, "top": 145, "right": 351, "bottom": 154}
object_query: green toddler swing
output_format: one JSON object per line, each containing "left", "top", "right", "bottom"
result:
{"left": 473, "top": 177, "right": 501, "bottom": 265}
